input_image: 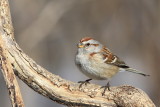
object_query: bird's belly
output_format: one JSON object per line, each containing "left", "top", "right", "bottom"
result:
{"left": 82, "top": 62, "right": 119, "bottom": 80}
{"left": 76, "top": 55, "right": 119, "bottom": 80}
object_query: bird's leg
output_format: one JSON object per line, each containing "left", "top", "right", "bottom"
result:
{"left": 78, "top": 79, "right": 92, "bottom": 88}
{"left": 101, "top": 82, "right": 110, "bottom": 96}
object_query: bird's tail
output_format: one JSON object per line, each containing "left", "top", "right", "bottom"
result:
{"left": 125, "top": 68, "right": 150, "bottom": 76}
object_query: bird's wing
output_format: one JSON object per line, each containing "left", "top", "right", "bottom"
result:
{"left": 101, "top": 47, "right": 129, "bottom": 68}
{"left": 108, "top": 55, "right": 129, "bottom": 68}
{"left": 101, "top": 47, "right": 149, "bottom": 76}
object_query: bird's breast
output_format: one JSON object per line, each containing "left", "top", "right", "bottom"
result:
{"left": 75, "top": 53, "right": 119, "bottom": 80}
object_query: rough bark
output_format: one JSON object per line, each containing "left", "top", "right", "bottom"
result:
{"left": 0, "top": 0, "right": 156, "bottom": 107}
{"left": 0, "top": 0, "right": 24, "bottom": 107}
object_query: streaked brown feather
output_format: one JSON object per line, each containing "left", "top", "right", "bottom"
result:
{"left": 110, "top": 55, "right": 129, "bottom": 68}
{"left": 92, "top": 44, "right": 99, "bottom": 47}
{"left": 90, "top": 52, "right": 97, "bottom": 57}
{"left": 80, "top": 37, "right": 93, "bottom": 43}
{"left": 101, "top": 46, "right": 113, "bottom": 62}
{"left": 102, "top": 47, "right": 129, "bottom": 68}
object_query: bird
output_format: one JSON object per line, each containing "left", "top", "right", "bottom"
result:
{"left": 75, "top": 37, "right": 149, "bottom": 95}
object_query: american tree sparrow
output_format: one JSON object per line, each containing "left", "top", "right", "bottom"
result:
{"left": 75, "top": 37, "right": 149, "bottom": 95}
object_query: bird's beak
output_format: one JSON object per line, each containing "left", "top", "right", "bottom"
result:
{"left": 78, "top": 45, "right": 84, "bottom": 48}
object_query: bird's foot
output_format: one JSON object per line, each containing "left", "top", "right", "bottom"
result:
{"left": 78, "top": 79, "right": 92, "bottom": 88}
{"left": 101, "top": 82, "right": 110, "bottom": 96}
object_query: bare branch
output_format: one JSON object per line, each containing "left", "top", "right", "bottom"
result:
{"left": 0, "top": 0, "right": 156, "bottom": 106}
{"left": 0, "top": 0, "right": 24, "bottom": 107}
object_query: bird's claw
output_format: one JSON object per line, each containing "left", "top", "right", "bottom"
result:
{"left": 78, "top": 79, "right": 92, "bottom": 88}
{"left": 101, "top": 82, "right": 110, "bottom": 96}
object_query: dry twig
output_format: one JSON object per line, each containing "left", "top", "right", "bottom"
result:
{"left": 0, "top": 0, "right": 24, "bottom": 107}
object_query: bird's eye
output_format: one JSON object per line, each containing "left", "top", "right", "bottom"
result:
{"left": 86, "top": 43, "right": 90, "bottom": 46}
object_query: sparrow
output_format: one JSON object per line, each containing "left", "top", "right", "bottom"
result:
{"left": 75, "top": 37, "right": 149, "bottom": 95}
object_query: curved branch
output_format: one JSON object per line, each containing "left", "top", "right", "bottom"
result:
{"left": 0, "top": 0, "right": 156, "bottom": 106}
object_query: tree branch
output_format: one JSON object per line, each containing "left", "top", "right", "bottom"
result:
{"left": 0, "top": 0, "right": 156, "bottom": 106}
{"left": 0, "top": 0, "right": 24, "bottom": 107}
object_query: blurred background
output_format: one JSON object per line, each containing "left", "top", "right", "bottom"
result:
{"left": 0, "top": 0, "right": 159, "bottom": 106}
